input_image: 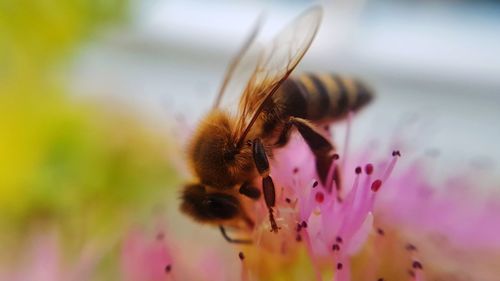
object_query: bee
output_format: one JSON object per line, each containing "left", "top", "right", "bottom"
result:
{"left": 180, "top": 6, "right": 373, "bottom": 243}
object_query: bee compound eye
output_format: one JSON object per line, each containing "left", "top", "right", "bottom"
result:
{"left": 204, "top": 194, "right": 240, "bottom": 220}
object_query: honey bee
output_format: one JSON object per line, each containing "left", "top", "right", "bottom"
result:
{"left": 180, "top": 6, "right": 373, "bottom": 243}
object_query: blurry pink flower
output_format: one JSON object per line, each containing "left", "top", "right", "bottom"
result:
{"left": 235, "top": 125, "right": 499, "bottom": 280}
{"left": 121, "top": 228, "right": 174, "bottom": 281}
{"left": 120, "top": 225, "right": 237, "bottom": 281}
{"left": 0, "top": 230, "right": 100, "bottom": 281}
{"left": 167, "top": 114, "right": 500, "bottom": 281}
{"left": 259, "top": 131, "right": 423, "bottom": 281}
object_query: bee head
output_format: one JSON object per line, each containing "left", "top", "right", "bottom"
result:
{"left": 180, "top": 183, "right": 241, "bottom": 223}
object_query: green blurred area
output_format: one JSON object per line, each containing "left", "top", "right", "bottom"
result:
{"left": 0, "top": 0, "right": 128, "bottom": 81}
{"left": 0, "top": 0, "right": 179, "bottom": 269}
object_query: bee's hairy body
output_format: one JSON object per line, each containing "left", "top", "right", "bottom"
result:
{"left": 188, "top": 111, "right": 256, "bottom": 190}
{"left": 259, "top": 73, "right": 373, "bottom": 140}
{"left": 182, "top": 73, "right": 373, "bottom": 227}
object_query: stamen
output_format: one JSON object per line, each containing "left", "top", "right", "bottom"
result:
{"left": 341, "top": 111, "right": 353, "bottom": 171}
{"left": 337, "top": 262, "right": 343, "bottom": 270}
{"left": 301, "top": 221, "right": 308, "bottom": 228}
{"left": 285, "top": 198, "right": 292, "bottom": 204}
{"left": 165, "top": 264, "right": 172, "bottom": 273}
{"left": 312, "top": 180, "right": 319, "bottom": 188}
{"left": 332, "top": 244, "right": 340, "bottom": 251}
{"left": 239, "top": 252, "right": 245, "bottom": 261}
{"left": 381, "top": 150, "right": 401, "bottom": 182}
{"left": 325, "top": 156, "right": 339, "bottom": 193}
{"left": 336, "top": 236, "right": 343, "bottom": 243}
{"left": 293, "top": 167, "right": 299, "bottom": 174}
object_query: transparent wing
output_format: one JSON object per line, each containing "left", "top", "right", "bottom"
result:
{"left": 212, "top": 15, "right": 263, "bottom": 109}
{"left": 233, "top": 6, "right": 323, "bottom": 147}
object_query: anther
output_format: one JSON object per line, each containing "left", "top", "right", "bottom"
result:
{"left": 156, "top": 232, "right": 164, "bottom": 241}
{"left": 412, "top": 261, "right": 423, "bottom": 270}
{"left": 296, "top": 223, "right": 302, "bottom": 232}
{"left": 377, "top": 278, "right": 384, "bottom": 281}
{"left": 365, "top": 163, "right": 374, "bottom": 175}
{"left": 296, "top": 234, "right": 302, "bottom": 242}
{"left": 239, "top": 252, "right": 245, "bottom": 261}
{"left": 392, "top": 150, "right": 401, "bottom": 157}
{"left": 336, "top": 236, "right": 343, "bottom": 244}
{"left": 312, "top": 181, "right": 319, "bottom": 188}
{"left": 371, "top": 179, "right": 382, "bottom": 192}
{"left": 355, "top": 166, "right": 362, "bottom": 174}
{"left": 332, "top": 244, "right": 340, "bottom": 251}
{"left": 285, "top": 198, "right": 291, "bottom": 204}
{"left": 377, "top": 228, "right": 385, "bottom": 236}
{"left": 405, "top": 243, "right": 417, "bottom": 251}
{"left": 315, "top": 192, "right": 324, "bottom": 203}
{"left": 165, "top": 264, "right": 172, "bottom": 273}
{"left": 337, "top": 263, "right": 343, "bottom": 270}
{"left": 301, "top": 221, "right": 308, "bottom": 228}
{"left": 293, "top": 167, "right": 299, "bottom": 174}
{"left": 333, "top": 154, "right": 340, "bottom": 160}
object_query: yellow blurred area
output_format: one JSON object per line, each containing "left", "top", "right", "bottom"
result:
{"left": 0, "top": 0, "right": 127, "bottom": 80}
{"left": 0, "top": 0, "right": 179, "bottom": 251}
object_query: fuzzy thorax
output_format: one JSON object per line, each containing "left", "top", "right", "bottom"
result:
{"left": 188, "top": 110, "right": 255, "bottom": 189}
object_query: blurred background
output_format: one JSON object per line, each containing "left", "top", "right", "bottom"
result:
{"left": 73, "top": 0, "right": 500, "bottom": 176}
{"left": 1, "top": 0, "right": 499, "bottom": 280}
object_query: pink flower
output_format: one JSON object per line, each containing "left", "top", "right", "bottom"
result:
{"left": 167, "top": 114, "right": 500, "bottom": 281}
{"left": 233, "top": 122, "right": 500, "bottom": 280}
{"left": 0, "top": 230, "right": 101, "bottom": 281}
{"left": 120, "top": 225, "right": 240, "bottom": 281}
{"left": 121, "top": 228, "right": 174, "bottom": 281}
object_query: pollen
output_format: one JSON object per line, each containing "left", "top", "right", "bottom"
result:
{"left": 355, "top": 166, "right": 362, "bottom": 174}
{"left": 371, "top": 179, "right": 383, "bottom": 192}
{"left": 365, "top": 163, "right": 374, "bottom": 175}
{"left": 315, "top": 192, "right": 324, "bottom": 203}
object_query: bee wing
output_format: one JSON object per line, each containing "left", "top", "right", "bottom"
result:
{"left": 233, "top": 6, "right": 323, "bottom": 147}
{"left": 212, "top": 15, "right": 263, "bottom": 109}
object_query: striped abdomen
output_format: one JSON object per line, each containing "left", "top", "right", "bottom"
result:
{"left": 273, "top": 73, "right": 374, "bottom": 123}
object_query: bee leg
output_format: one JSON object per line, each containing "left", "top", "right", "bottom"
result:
{"left": 219, "top": 225, "right": 252, "bottom": 244}
{"left": 286, "top": 117, "right": 340, "bottom": 191}
{"left": 239, "top": 182, "right": 261, "bottom": 200}
{"left": 252, "top": 138, "right": 279, "bottom": 233}
{"left": 275, "top": 121, "right": 293, "bottom": 147}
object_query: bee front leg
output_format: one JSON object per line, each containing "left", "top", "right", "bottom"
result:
{"left": 252, "top": 138, "right": 279, "bottom": 233}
